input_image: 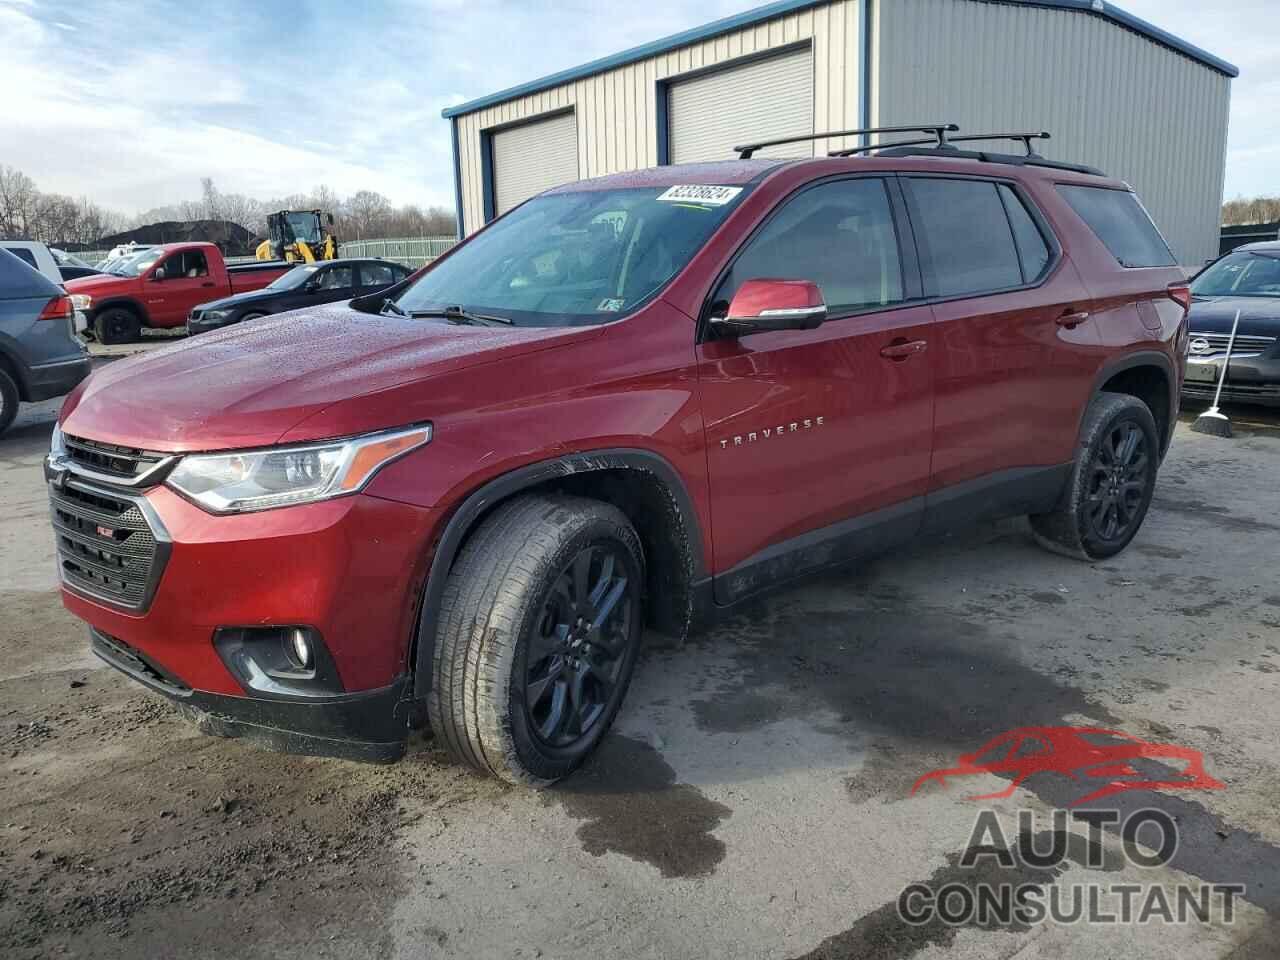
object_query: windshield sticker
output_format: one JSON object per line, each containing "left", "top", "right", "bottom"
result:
{"left": 597, "top": 297, "right": 625, "bottom": 312}
{"left": 656, "top": 185, "right": 743, "bottom": 206}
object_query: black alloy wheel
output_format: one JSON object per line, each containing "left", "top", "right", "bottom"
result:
{"left": 525, "top": 543, "right": 634, "bottom": 748}
{"left": 1082, "top": 418, "right": 1149, "bottom": 544}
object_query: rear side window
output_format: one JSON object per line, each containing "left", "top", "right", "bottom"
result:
{"left": 906, "top": 179, "right": 1023, "bottom": 297}
{"left": 1056, "top": 184, "right": 1175, "bottom": 267}
{"left": 6, "top": 248, "right": 38, "bottom": 269}
{"left": 998, "top": 185, "right": 1051, "bottom": 283}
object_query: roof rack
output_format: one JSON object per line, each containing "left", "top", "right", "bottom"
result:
{"left": 734, "top": 123, "right": 959, "bottom": 159}
{"left": 829, "top": 130, "right": 1051, "bottom": 159}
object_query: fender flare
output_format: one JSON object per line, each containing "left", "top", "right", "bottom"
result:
{"left": 1087, "top": 348, "right": 1177, "bottom": 454}
{"left": 410, "top": 448, "right": 706, "bottom": 699}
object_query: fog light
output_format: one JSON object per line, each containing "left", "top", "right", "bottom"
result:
{"left": 288, "top": 627, "right": 313, "bottom": 670}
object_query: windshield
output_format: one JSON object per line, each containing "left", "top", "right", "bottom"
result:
{"left": 1192, "top": 251, "right": 1280, "bottom": 298}
{"left": 394, "top": 185, "right": 751, "bottom": 326}
{"left": 111, "top": 248, "right": 166, "bottom": 277}
{"left": 286, "top": 212, "right": 322, "bottom": 246}
{"left": 267, "top": 265, "right": 320, "bottom": 290}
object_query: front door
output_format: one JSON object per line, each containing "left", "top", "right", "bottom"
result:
{"left": 147, "top": 249, "right": 218, "bottom": 327}
{"left": 695, "top": 176, "right": 935, "bottom": 602}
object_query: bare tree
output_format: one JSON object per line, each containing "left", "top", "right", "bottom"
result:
{"left": 1222, "top": 196, "right": 1280, "bottom": 226}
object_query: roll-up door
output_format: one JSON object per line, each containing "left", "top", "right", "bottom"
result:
{"left": 491, "top": 111, "right": 579, "bottom": 216}
{"left": 668, "top": 47, "right": 814, "bottom": 163}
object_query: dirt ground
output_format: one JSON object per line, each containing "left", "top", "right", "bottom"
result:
{"left": 3, "top": 385, "right": 1279, "bottom": 959}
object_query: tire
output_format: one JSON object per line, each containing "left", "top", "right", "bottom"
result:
{"left": 1030, "top": 392, "right": 1159, "bottom": 561}
{"left": 0, "top": 367, "right": 18, "bottom": 437}
{"left": 428, "top": 494, "right": 645, "bottom": 785}
{"left": 94, "top": 307, "right": 141, "bottom": 345}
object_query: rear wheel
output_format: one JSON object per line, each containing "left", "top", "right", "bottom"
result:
{"left": 0, "top": 367, "right": 19, "bottom": 436}
{"left": 1030, "top": 392, "right": 1159, "bottom": 561}
{"left": 94, "top": 307, "right": 141, "bottom": 345}
{"left": 428, "top": 494, "right": 644, "bottom": 785}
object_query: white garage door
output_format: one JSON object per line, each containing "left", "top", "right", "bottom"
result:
{"left": 668, "top": 48, "right": 814, "bottom": 164}
{"left": 491, "top": 112, "right": 579, "bottom": 216}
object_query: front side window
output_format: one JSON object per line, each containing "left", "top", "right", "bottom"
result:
{"left": 1057, "top": 184, "right": 1175, "bottom": 268}
{"left": 393, "top": 186, "right": 751, "bottom": 327}
{"left": 908, "top": 178, "right": 1023, "bottom": 297}
{"left": 1191, "top": 251, "right": 1280, "bottom": 298}
{"left": 713, "top": 178, "right": 904, "bottom": 313}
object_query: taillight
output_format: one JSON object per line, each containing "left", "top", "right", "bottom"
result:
{"left": 1167, "top": 282, "right": 1191, "bottom": 312}
{"left": 38, "top": 294, "right": 74, "bottom": 321}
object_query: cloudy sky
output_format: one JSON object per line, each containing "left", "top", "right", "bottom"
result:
{"left": 0, "top": 0, "right": 1273, "bottom": 215}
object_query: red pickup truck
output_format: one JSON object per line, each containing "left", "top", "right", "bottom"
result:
{"left": 65, "top": 242, "right": 291, "bottom": 344}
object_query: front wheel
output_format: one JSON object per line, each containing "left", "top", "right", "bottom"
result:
{"left": 94, "top": 307, "right": 141, "bottom": 345}
{"left": 0, "top": 367, "right": 18, "bottom": 436}
{"left": 428, "top": 495, "right": 644, "bottom": 785}
{"left": 1030, "top": 392, "right": 1159, "bottom": 561}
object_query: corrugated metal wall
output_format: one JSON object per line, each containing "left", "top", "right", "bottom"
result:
{"left": 453, "top": 0, "right": 863, "bottom": 234}
{"left": 872, "top": 0, "right": 1231, "bottom": 266}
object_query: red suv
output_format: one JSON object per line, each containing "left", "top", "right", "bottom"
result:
{"left": 46, "top": 127, "right": 1189, "bottom": 784}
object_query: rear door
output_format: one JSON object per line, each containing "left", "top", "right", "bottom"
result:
{"left": 899, "top": 175, "right": 1094, "bottom": 523}
{"left": 696, "top": 176, "right": 935, "bottom": 600}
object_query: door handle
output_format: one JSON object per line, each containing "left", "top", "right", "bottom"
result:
{"left": 201, "top": 281, "right": 216, "bottom": 287}
{"left": 1056, "top": 310, "right": 1090, "bottom": 328}
{"left": 880, "top": 339, "right": 928, "bottom": 360}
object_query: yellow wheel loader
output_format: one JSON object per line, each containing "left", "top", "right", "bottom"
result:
{"left": 255, "top": 210, "right": 338, "bottom": 263}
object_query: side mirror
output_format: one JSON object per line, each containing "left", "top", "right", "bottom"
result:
{"left": 713, "top": 279, "right": 827, "bottom": 336}
{"left": 152, "top": 267, "right": 166, "bottom": 281}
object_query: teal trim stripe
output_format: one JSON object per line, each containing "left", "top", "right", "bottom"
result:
{"left": 450, "top": 117, "right": 464, "bottom": 239}
{"left": 441, "top": 0, "right": 1236, "bottom": 121}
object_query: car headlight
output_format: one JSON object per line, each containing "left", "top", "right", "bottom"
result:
{"left": 165, "top": 425, "right": 431, "bottom": 514}
{"left": 70, "top": 294, "right": 92, "bottom": 311}
{"left": 199, "top": 309, "right": 229, "bottom": 322}
{"left": 50, "top": 421, "right": 67, "bottom": 459}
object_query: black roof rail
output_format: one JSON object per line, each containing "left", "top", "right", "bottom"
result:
{"left": 734, "top": 123, "right": 958, "bottom": 159}
{"left": 869, "top": 144, "right": 1107, "bottom": 178}
{"left": 830, "top": 130, "right": 1052, "bottom": 159}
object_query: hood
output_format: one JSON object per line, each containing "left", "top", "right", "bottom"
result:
{"left": 61, "top": 303, "right": 592, "bottom": 451}
{"left": 1187, "top": 296, "right": 1280, "bottom": 335}
{"left": 196, "top": 286, "right": 280, "bottom": 312}
{"left": 65, "top": 272, "right": 138, "bottom": 295}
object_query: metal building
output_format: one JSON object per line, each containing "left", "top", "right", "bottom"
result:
{"left": 443, "top": 0, "right": 1235, "bottom": 265}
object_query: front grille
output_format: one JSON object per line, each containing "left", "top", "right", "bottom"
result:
{"left": 64, "top": 434, "right": 172, "bottom": 485}
{"left": 50, "top": 479, "right": 168, "bottom": 611}
{"left": 1188, "top": 332, "right": 1277, "bottom": 359}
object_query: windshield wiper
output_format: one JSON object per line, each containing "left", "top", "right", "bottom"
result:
{"left": 381, "top": 298, "right": 409, "bottom": 317}
{"left": 411, "top": 304, "right": 513, "bottom": 327}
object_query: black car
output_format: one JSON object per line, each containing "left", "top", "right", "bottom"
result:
{"left": 1183, "top": 242, "right": 1280, "bottom": 407}
{"left": 187, "top": 258, "right": 412, "bottom": 334}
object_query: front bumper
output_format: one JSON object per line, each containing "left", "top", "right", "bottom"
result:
{"left": 91, "top": 628, "right": 410, "bottom": 761}
{"left": 50, "top": 466, "right": 439, "bottom": 761}
{"left": 186, "top": 312, "right": 234, "bottom": 335}
{"left": 26, "top": 355, "right": 92, "bottom": 402}
{"left": 1182, "top": 354, "right": 1280, "bottom": 407}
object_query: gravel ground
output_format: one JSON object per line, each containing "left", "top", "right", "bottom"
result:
{"left": 2, "top": 393, "right": 1278, "bottom": 959}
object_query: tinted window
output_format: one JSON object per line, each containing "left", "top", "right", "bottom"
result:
{"left": 998, "top": 185, "right": 1051, "bottom": 283}
{"left": 1057, "top": 184, "right": 1175, "bottom": 267}
{"left": 361, "top": 262, "right": 398, "bottom": 287}
{"left": 908, "top": 179, "right": 1022, "bottom": 297}
{"left": 714, "top": 178, "right": 903, "bottom": 313}
{"left": 317, "top": 266, "right": 354, "bottom": 290}
{"left": 6, "top": 248, "right": 38, "bottom": 269}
